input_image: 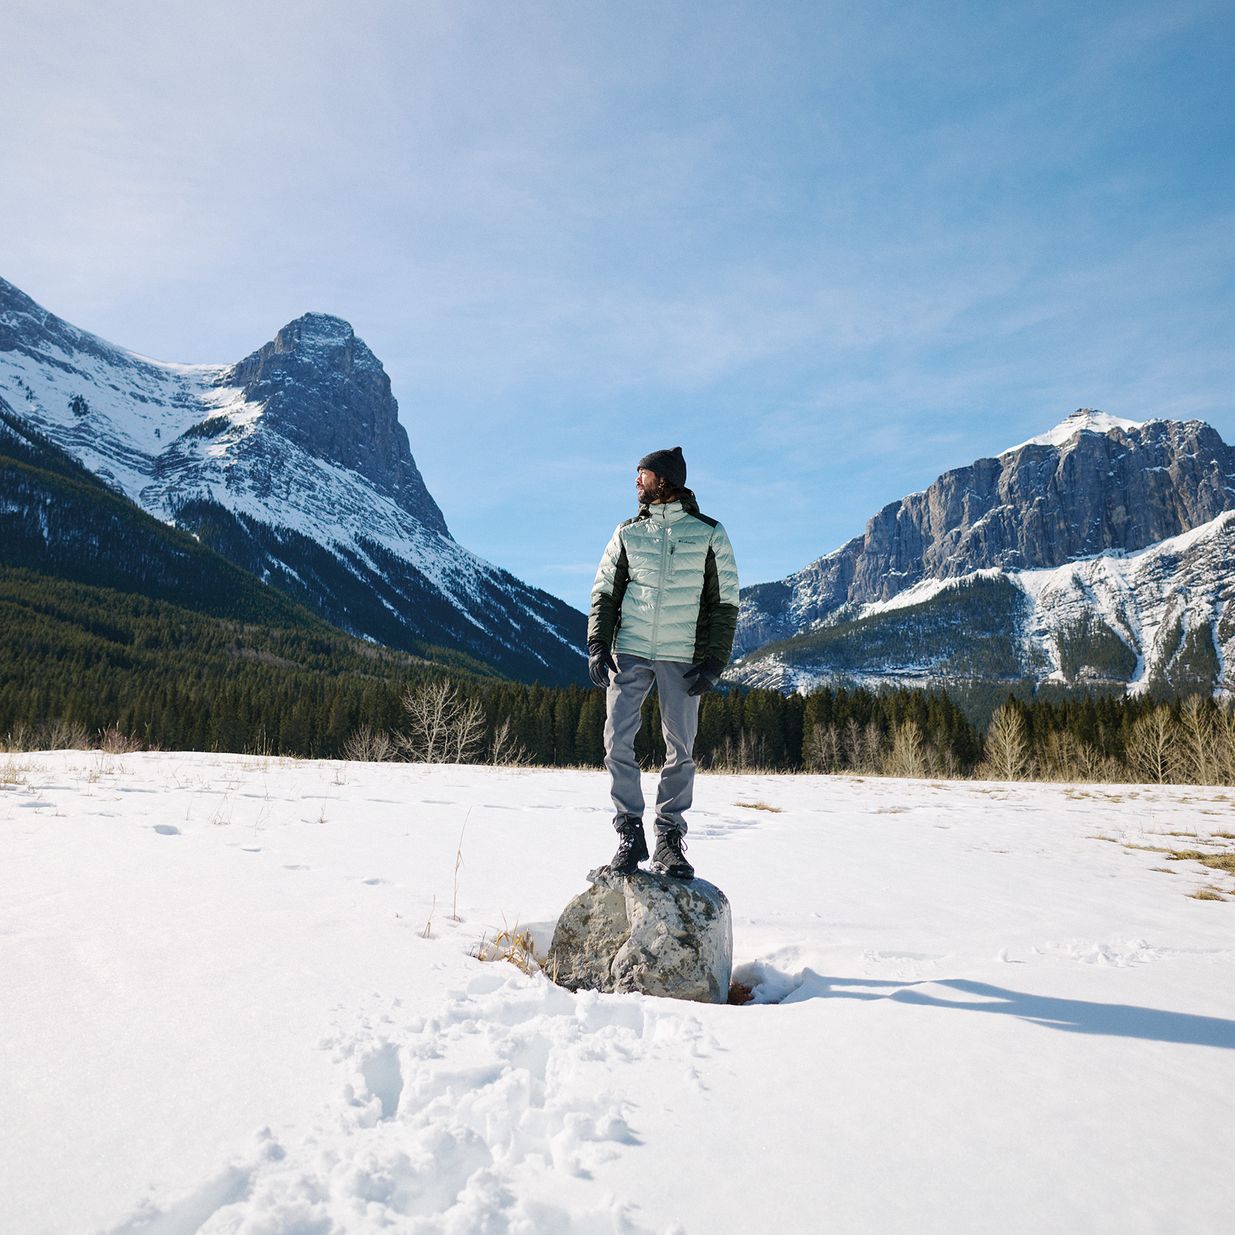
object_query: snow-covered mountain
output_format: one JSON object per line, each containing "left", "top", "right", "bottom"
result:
{"left": 0, "top": 276, "right": 585, "bottom": 684}
{"left": 732, "top": 410, "right": 1235, "bottom": 695}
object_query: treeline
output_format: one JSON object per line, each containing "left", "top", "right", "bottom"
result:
{"left": 4, "top": 566, "right": 1234, "bottom": 784}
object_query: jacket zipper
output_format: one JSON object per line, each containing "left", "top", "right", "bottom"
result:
{"left": 649, "top": 522, "right": 669, "bottom": 659}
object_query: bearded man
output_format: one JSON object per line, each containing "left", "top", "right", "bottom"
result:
{"left": 587, "top": 447, "right": 739, "bottom": 879}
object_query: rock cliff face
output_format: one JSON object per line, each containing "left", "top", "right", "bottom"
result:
{"left": 224, "top": 313, "right": 447, "bottom": 534}
{"left": 735, "top": 411, "right": 1235, "bottom": 659}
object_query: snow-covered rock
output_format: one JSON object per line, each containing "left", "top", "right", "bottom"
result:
{"left": 1001, "top": 406, "right": 1144, "bottom": 454}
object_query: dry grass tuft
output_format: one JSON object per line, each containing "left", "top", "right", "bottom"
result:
{"left": 1169, "top": 850, "right": 1235, "bottom": 875}
{"left": 1189, "top": 886, "right": 1229, "bottom": 901}
{"left": 1, "top": 756, "right": 32, "bottom": 786}
{"left": 473, "top": 925, "right": 544, "bottom": 976}
{"left": 98, "top": 726, "right": 142, "bottom": 754}
{"left": 735, "top": 800, "right": 783, "bottom": 813}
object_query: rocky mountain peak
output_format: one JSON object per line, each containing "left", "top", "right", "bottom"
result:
{"left": 1003, "top": 407, "right": 1144, "bottom": 454}
{"left": 224, "top": 316, "right": 446, "bottom": 534}
{"left": 270, "top": 312, "right": 379, "bottom": 367}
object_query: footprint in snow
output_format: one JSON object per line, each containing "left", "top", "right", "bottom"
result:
{"left": 153, "top": 824, "right": 180, "bottom": 836}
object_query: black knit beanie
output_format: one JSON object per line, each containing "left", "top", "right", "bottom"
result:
{"left": 637, "top": 446, "right": 687, "bottom": 490}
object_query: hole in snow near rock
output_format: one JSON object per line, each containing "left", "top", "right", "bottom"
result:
{"left": 361, "top": 1043, "right": 404, "bottom": 1120}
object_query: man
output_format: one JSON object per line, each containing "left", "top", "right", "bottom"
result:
{"left": 587, "top": 446, "right": 739, "bottom": 879}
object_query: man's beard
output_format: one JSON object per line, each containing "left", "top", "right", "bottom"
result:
{"left": 636, "top": 478, "right": 663, "bottom": 505}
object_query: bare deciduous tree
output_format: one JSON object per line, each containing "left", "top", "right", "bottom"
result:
{"left": 342, "top": 724, "right": 396, "bottom": 763}
{"left": 804, "top": 723, "right": 843, "bottom": 773}
{"left": 489, "top": 718, "right": 532, "bottom": 766}
{"left": 1178, "top": 695, "right": 1220, "bottom": 785}
{"left": 397, "top": 679, "right": 485, "bottom": 764}
{"left": 711, "top": 729, "right": 771, "bottom": 773}
{"left": 843, "top": 718, "right": 885, "bottom": 774}
{"left": 1126, "top": 706, "right": 1177, "bottom": 784}
{"left": 98, "top": 726, "right": 142, "bottom": 754}
{"left": 981, "top": 704, "right": 1032, "bottom": 781}
{"left": 884, "top": 720, "right": 928, "bottom": 779}
{"left": 1039, "top": 730, "right": 1109, "bottom": 783}
{"left": 1214, "top": 702, "right": 1235, "bottom": 786}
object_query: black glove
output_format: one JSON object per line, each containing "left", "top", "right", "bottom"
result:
{"left": 683, "top": 657, "right": 724, "bottom": 696}
{"left": 588, "top": 641, "right": 618, "bottom": 688}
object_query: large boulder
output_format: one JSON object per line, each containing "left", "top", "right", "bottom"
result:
{"left": 547, "top": 868, "right": 733, "bottom": 1004}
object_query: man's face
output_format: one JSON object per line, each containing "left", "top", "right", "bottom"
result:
{"left": 636, "top": 467, "right": 664, "bottom": 505}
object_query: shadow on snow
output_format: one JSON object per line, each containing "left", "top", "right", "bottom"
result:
{"left": 735, "top": 964, "right": 1235, "bottom": 1050}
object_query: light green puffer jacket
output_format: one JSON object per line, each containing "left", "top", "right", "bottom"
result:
{"left": 588, "top": 489, "right": 740, "bottom": 665}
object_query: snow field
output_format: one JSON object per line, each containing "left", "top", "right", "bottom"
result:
{"left": 3, "top": 753, "right": 1235, "bottom": 1233}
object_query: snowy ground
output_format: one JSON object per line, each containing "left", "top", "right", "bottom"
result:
{"left": 3, "top": 752, "right": 1235, "bottom": 1234}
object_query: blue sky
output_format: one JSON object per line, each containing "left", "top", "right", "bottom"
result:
{"left": 3, "top": 1, "right": 1233, "bottom": 611}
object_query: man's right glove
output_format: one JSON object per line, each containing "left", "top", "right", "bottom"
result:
{"left": 588, "top": 641, "right": 618, "bottom": 689}
{"left": 683, "top": 656, "right": 725, "bottom": 696}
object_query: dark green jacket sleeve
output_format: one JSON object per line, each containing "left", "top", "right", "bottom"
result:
{"left": 694, "top": 522, "right": 739, "bottom": 664}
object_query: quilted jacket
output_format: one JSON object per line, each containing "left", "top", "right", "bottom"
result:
{"left": 588, "top": 489, "right": 739, "bottom": 665}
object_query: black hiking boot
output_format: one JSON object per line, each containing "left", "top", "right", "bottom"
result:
{"left": 650, "top": 825, "right": 694, "bottom": 880}
{"left": 608, "top": 815, "right": 648, "bottom": 874}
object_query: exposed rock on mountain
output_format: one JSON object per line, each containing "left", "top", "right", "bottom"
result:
{"left": 221, "top": 313, "right": 446, "bottom": 533}
{"left": 734, "top": 410, "right": 1235, "bottom": 697}
{"left": 0, "top": 275, "right": 585, "bottom": 684}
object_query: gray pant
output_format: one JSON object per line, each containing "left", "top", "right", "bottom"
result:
{"left": 603, "top": 654, "right": 701, "bottom": 835}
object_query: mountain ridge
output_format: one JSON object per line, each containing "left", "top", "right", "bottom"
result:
{"left": 735, "top": 410, "right": 1235, "bottom": 661}
{"left": 0, "top": 275, "right": 585, "bottom": 684}
{"left": 732, "top": 410, "right": 1235, "bottom": 697}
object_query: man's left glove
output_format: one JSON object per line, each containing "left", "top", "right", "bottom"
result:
{"left": 683, "top": 657, "right": 725, "bottom": 696}
{"left": 588, "top": 641, "right": 618, "bottom": 689}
